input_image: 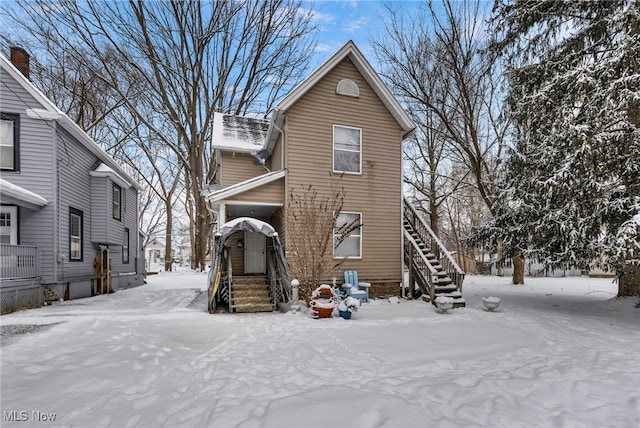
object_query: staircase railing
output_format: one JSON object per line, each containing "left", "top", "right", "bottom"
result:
{"left": 403, "top": 229, "right": 438, "bottom": 300}
{"left": 403, "top": 198, "right": 465, "bottom": 290}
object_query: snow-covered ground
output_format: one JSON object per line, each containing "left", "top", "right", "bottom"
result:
{"left": 1, "top": 271, "right": 638, "bottom": 427}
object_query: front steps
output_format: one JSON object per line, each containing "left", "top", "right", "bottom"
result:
{"left": 231, "top": 276, "right": 275, "bottom": 313}
{"left": 42, "top": 286, "right": 60, "bottom": 305}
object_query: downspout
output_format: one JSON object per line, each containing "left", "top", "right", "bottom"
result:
{"left": 400, "top": 129, "right": 406, "bottom": 298}
{"left": 269, "top": 113, "right": 286, "bottom": 245}
{"left": 271, "top": 120, "right": 285, "bottom": 170}
{"left": 136, "top": 187, "right": 140, "bottom": 275}
{"left": 53, "top": 124, "right": 59, "bottom": 284}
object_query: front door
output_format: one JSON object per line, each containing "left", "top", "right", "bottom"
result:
{"left": 0, "top": 206, "right": 18, "bottom": 244}
{"left": 245, "top": 232, "right": 265, "bottom": 274}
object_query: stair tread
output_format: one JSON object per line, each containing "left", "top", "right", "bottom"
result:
{"left": 434, "top": 285, "right": 457, "bottom": 291}
{"left": 437, "top": 291, "right": 463, "bottom": 298}
{"left": 233, "top": 297, "right": 271, "bottom": 304}
{"left": 233, "top": 303, "right": 275, "bottom": 312}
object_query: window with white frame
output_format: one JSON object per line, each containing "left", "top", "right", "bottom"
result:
{"left": 0, "top": 112, "right": 19, "bottom": 171}
{"left": 123, "top": 228, "right": 130, "bottom": 264}
{"left": 333, "top": 212, "right": 361, "bottom": 258}
{"left": 113, "top": 183, "right": 121, "bottom": 221}
{"left": 69, "top": 208, "right": 83, "bottom": 261}
{"left": 333, "top": 125, "right": 361, "bottom": 173}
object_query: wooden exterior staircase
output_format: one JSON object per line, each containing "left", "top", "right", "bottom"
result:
{"left": 403, "top": 198, "right": 466, "bottom": 308}
{"left": 230, "top": 276, "right": 275, "bottom": 313}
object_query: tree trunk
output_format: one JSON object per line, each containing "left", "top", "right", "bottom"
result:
{"left": 512, "top": 251, "right": 525, "bottom": 284}
{"left": 496, "top": 240, "right": 504, "bottom": 276}
{"left": 164, "top": 204, "right": 173, "bottom": 272}
{"left": 618, "top": 264, "right": 640, "bottom": 296}
{"left": 193, "top": 194, "right": 211, "bottom": 272}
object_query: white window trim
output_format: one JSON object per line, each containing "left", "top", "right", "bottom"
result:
{"left": 333, "top": 211, "right": 362, "bottom": 259}
{"left": 332, "top": 124, "right": 362, "bottom": 175}
{"left": 0, "top": 112, "right": 19, "bottom": 171}
{"left": 69, "top": 208, "right": 83, "bottom": 261}
{"left": 113, "top": 183, "right": 122, "bottom": 221}
{"left": 123, "top": 228, "right": 130, "bottom": 264}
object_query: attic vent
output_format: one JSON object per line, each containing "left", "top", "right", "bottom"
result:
{"left": 336, "top": 79, "right": 359, "bottom": 97}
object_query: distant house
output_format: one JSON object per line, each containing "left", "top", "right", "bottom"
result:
{"left": 487, "top": 258, "right": 584, "bottom": 278}
{"left": 202, "top": 41, "right": 465, "bottom": 313}
{"left": 144, "top": 238, "right": 167, "bottom": 269}
{"left": 0, "top": 47, "right": 145, "bottom": 314}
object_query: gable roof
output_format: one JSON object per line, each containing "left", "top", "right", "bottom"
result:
{"left": 0, "top": 54, "right": 142, "bottom": 191}
{"left": 212, "top": 112, "right": 269, "bottom": 153}
{"left": 265, "top": 40, "right": 415, "bottom": 150}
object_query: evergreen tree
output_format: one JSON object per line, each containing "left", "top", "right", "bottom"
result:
{"left": 472, "top": 0, "right": 639, "bottom": 290}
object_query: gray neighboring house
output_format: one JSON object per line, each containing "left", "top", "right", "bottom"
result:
{"left": 1, "top": 47, "right": 145, "bottom": 314}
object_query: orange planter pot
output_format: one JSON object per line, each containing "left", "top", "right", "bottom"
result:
{"left": 314, "top": 306, "right": 334, "bottom": 318}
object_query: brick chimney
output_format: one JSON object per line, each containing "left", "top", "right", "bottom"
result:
{"left": 10, "top": 46, "right": 30, "bottom": 79}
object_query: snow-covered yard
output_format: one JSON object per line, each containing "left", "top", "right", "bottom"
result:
{"left": 1, "top": 272, "right": 638, "bottom": 428}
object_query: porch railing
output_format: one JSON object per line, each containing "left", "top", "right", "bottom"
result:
{"left": 0, "top": 244, "right": 40, "bottom": 280}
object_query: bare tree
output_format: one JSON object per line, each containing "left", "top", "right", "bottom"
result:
{"left": 4, "top": 0, "right": 318, "bottom": 270}
{"left": 374, "top": 0, "right": 506, "bottom": 214}
{"left": 372, "top": 0, "right": 511, "bottom": 278}
{"left": 286, "top": 185, "right": 360, "bottom": 302}
{"left": 116, "top": 126, "right": 184, "bottom": 272}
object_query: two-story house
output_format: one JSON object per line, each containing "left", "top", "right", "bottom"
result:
{"left": 0, "top": 47, "right": 145, "bottom": 314}
{"left": 202, "top": 41, "right": 465, "bottom": 313}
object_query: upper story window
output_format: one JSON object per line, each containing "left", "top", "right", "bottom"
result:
{"left": 333, "top": 125, "right": 361, "bottom": 174}
{"left": 0, "top": 112, "right": 20, "bottom": 171}
{"left": 113, "top": 183, "right": 122, "bottom": 221}
{"left": 69, "top": 208, "right": 83, "bottom": 261}
{"left": 333, "top": 212, "right": 362, "bottom": 259}
{"left": 336, "top": 79, "right": 359, "bottom": 97}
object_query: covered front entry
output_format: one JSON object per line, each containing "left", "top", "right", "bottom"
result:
{"left": 207, "top": 217, "right": 291, "bottom": 314}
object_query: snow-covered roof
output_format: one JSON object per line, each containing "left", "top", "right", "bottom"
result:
{"left": 0, "top": 55, "right": 142, "bottom": 191}
{"left": 89, "top": 163, "right": 132, "bottom": 189}
{"left": 212, "top": 112, "right": 269, "bottom": 153}
{"left": 0, "top": 178, "right": 49, "bottom": 210}
{"left": 215, "top": 217, "right": 277, "bottom": 238}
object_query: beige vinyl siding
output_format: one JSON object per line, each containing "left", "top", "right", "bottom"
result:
{"left": 285, "top": 58, "right": 403, "bottom": 285}
{"left": 220, "top": 152, "right": 265, "bottom": 187}
{"left": 225, "top": 179, "right": 284, "bottom": 204}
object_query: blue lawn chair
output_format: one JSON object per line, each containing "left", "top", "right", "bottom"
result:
{"left": 342, "top": 270, "right": 370, "bottom": 302}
